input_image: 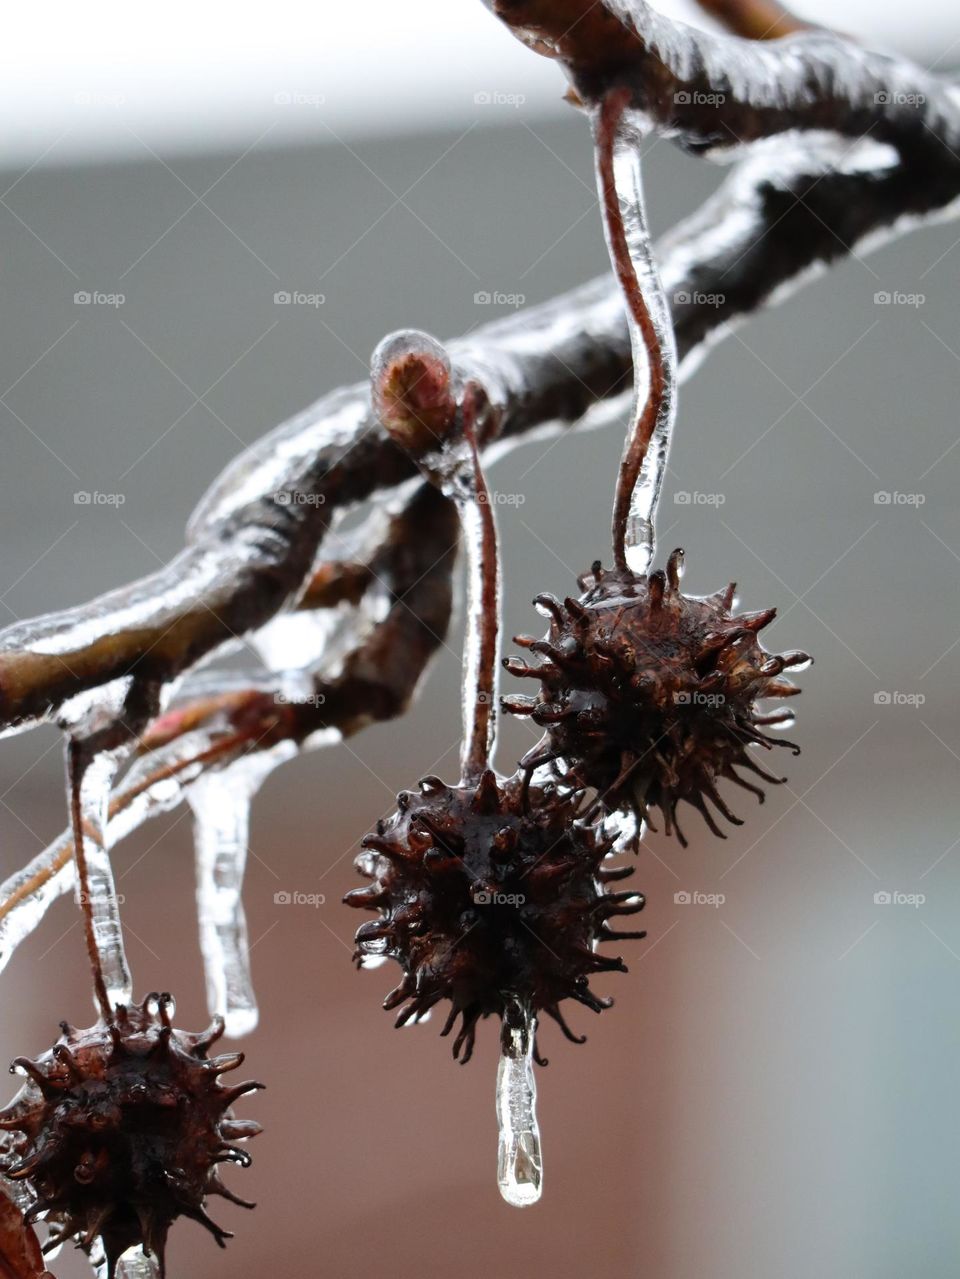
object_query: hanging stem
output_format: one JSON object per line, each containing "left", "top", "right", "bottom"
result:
{"left": 67, "top": 740, "right": 113, "bottom": 1022}
{"left": 594, "top": 87, "right": 678, "bottom": 574}
{"left": 459, "top": 394, "right": 501, "bottom": 783}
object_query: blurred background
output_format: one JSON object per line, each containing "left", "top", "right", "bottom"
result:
{"left": 1, "top": 3, "right": 959, "bottom": 1277}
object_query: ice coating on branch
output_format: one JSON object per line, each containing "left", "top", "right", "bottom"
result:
{"left": 496, "top": 1008, "right": 542, "bottom": 1208}
{"left": 70, "top": 747, "right": 132, "bottom": 1011}
{"left": 189, "top": 758, "right": 278, "bottom": 1038}
{"left": 0, "top": 851, "right": 75, "bottom": 975}
{"left": 594, "top": 99, "right": 677, "bottom": 574}
{"left": 0, "top": 729, "right": 279, "bottom": 977}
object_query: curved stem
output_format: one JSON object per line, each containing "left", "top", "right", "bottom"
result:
{"left": 67, "top": 740, "right": 112, "bottom": 1022}
{"left": 595, "top": 88, "right": 677, "bottom": 573}
{"left": 459, "top": 394, "right": 502, "bottom": 782}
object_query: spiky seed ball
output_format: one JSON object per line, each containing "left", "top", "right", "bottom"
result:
{"left": 344, "top": 769, "right": 645, "bottom": 1062}
{"left": 0, "top": 994, "right": 262, "bottom": 1278}
{"left": 503, "top": 551, "right": 810, "bottom": 846}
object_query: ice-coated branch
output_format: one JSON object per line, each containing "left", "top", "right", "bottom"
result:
{"left": 0, "top": 64, "right": 958, "bottom": 741}
{"left": 0, "top": 483, "right": 458, "bottom": 970}
{"left": 484, "top": 0, "right": 960, "bottom": 162}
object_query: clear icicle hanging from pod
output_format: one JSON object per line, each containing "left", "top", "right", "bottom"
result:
{"left": 504, "top": 89, "right": 810, "bottom": 843}
{"left": 346, "top": 331, "right": 646, "bottom": 1207}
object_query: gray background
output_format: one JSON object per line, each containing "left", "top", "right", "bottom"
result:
{"left": 0, "top": 103, "right": 958, "bottom": 1278}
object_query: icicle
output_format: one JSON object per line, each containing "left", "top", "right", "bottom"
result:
{"left": 188, "top": 758, "right": 276, "bottom": 1038}
{"left": 114, "top": 1245, "right": 160, "bottom": 1278}
{"left": 68, "top": 744, "right": 132, "bottom": 1012}
{"left": 594, "top": 92, "right": 678, "bottom": 575}
{"left": 496, "top": 1005, "right": 542, "bottom": 1208}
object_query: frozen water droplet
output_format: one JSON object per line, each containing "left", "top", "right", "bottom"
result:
{"left": 496, "top": 1007, "right": 542, "bottom": 1208}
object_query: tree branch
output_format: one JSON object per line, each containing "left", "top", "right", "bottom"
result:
{"left": 0, "top": 15, "right": 957, "bottom": 739}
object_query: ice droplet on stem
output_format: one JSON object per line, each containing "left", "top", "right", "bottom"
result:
{"left": 496, "top": 1006, "right": 542, "bottom": 1207}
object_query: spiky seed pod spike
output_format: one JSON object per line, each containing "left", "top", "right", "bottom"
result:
{"left": 505, "top": 549, "right": 810, "bottom": 845}
{"left": 0, "top": 994, "right": 261, "bottom": 1278}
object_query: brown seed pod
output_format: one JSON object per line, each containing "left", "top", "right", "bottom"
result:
{"left": 0, "top": 994, "right": 261, "bottom": 1278}
{"left": 344, "top": 769, "right": 645, "bottom": 1063}
{"left": 503, "top": 550, "right": 810, "bottom": 845}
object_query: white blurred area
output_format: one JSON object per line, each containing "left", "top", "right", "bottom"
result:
{"left": 2, "top": 0, "right": 958, "bottom": 167}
